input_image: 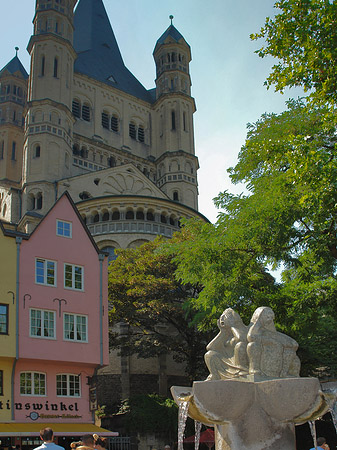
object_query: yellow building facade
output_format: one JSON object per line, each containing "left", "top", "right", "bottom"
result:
{"left": 0, "top": 223, "right": 18, "bottom": 421}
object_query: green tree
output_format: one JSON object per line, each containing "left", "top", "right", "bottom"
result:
{"left": 167, "top": 0, "right": 337, "bottom": 377}
{"left": 108, "top": 237, "right": 209, "bottom": 381}
{"left": 251, "top": 0, "right": 337, "bottom": 104}
{"left": 168, "top": 98, "right": 337, "bottom": 377}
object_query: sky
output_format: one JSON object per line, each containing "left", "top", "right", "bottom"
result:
{"left": 0, "top": 0, "right": 302, "bottom": 223}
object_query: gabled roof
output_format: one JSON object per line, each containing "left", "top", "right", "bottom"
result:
{"left": 0, "top": 55, "right": 29, "bottom": 80}
{"left": 29, "top": 191, "right": 104, "bottom": 255}
{"left": 73, "top": 0, "right": 153, "bottom": 103}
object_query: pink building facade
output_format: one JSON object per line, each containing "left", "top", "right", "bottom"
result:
{"left": 13, "top": 192, "right": 109, "bottom": 427}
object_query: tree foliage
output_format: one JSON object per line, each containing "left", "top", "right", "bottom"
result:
{"left": 117, "top": 394, "right": 178, "bottom": 435}
{"left": 108, "top": 237, "right": 209, "bottom": 381}
{"left": 251, "top": 0, "right": 337, "bottom": 104}
{"left": 166, "top": 99, "right": 337, "bottom": 376}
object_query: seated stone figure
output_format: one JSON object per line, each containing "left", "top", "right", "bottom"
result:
{"left": 204, "top": 308, "right": 249, "bottom": 380}
{"left": 247, "top": 306, "right": 300, "bottom": 378}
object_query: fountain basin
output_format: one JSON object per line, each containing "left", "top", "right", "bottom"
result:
{"left": 172, "top": 378, "right": 329, "bottom": 450}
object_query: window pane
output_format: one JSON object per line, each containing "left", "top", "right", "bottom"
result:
{"left": 43, "top": 311, "right": 55, "bottom": 338}
{"left": 0, "top": 304, "right": 8, "bottom": 334}
{"left": 20, "top": 373, "right": 32, "bottom": 395}
{"left": 74, "top": 266, "right": 82, "bottom": 289}
{"left": 64, "top": 314, "right": 74, "bottom": 339}
{"left": 36, "top": 259, "right": 45, "bottom": 284}
{"left": 46, "top": 261, "right": 55, "bottom": 285}
{"left": 31, "top": 309, "right": 42, "bottom": 336}
{"left": 64, "top": 265, "right": 73, "bottom": 288}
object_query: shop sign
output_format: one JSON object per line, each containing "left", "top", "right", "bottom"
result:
{"left": 1, "top": 400, "right": 83, "bottom": 419}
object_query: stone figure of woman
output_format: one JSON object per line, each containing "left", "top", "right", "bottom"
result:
{"left": 247, "top": 306, "right": 300, "bottom": 378}
{"left": 204, "top": 308, "right": 249, "bottom": 380}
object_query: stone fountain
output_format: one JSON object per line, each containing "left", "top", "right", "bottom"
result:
{"left": 171, "top": 307, "right": 332, "bottom": 450}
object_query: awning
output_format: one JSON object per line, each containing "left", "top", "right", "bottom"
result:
{"left": 0, "top": 423, "right": 118, "bottom": 437}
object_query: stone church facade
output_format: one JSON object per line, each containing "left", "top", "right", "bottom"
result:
{"left": 0, "top": 0, "right": 206, "bottom": 413}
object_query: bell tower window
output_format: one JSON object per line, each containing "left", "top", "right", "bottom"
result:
{"left": 111, "top": 115, "right": 118, "bottom": 133}
{"left": 11, "top": 142, "right": 16, "bottom": 161}
{"left": 129, "top": 122, "right": 136, "bottom": 140}
{"left": 53, "top": 57, "right": 58, "bottom": 78}
{"left": 34, "top": 145, "right": 41, "bottom": 158}
{"left": 72, "top": 100, "right": 80, "bottom": 118}
{"left": 138, "top": 126, "right": 144, "bottom": 143}
{"left": 82, "top": 104, "right": 90, "bottom": 122}
{"left": 171, "top": 111, "right": 176, "bottom": 130}
{"left": 41, "top": 56, "right": 45, "bottom": 77}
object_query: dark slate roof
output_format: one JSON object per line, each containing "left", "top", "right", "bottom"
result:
{"left": 156, "top": 24, "right": 189, "bottom": 48}
{"left": 73, "top": 0, "right": 153, "bottom": 103}
{"left": 0, "top": 56, "right": 29, "bottom": 80}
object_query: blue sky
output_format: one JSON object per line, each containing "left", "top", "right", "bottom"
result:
{"left": 0, "top": 0, "right": 303, "bottom": 223}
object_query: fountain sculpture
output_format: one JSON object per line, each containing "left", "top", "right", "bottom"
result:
{"left": 171, "top": 307, "right": 333, "bottom": 450}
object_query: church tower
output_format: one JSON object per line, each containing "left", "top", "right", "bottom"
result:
{"left": 153, "top": 18, "right": 199, "bottom": 209}
{"left": 22, "top": 0, "right": 77, "bottom": 220}
{"left": 0, "top": 52, "right": 28, "bottom": 222}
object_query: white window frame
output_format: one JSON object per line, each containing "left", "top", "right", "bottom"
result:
{"left": 56, "top": 219, "right": 72, "bottom": 238}
{"left": 56, "top": 373, "right": 81, "bottom": 397}
{"left": 29, "top": 308, "right": 56, "bottom": 339}
{"left": 35, "top": 258, "right": 57, "bottom": 286}
{"left": 63, "top": 313, "right": 88, "bottom": 342}
{"left": 64, "top": 263, "right": 84, "bottom": 291}
{"left": 20, "top": 371, "right": 46, "bottom": 396}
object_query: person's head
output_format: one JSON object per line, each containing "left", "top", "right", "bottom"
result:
{"left": 220, "top": 308, "right": 242, "bottom": 327}
{"left": 317, "top": 437, "right": 326, "bottom": 446}
{"left": 81, "top": 435, "right": 95, "bottom": 448}
{"left": 40, "top": 428, "right": 53, "bottom": 442}
{"left": 93, "top": 435, "right": 108, "bottom": 449}
{"left": 251, "top": 307, "right": 275, "bottom": 330}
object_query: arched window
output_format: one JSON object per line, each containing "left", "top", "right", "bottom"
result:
{"left": 11, "top": 142, "right": 16, "bottom": 160}
{"left": 160, "top": 214, "right": 167, "bottom": 224}
{"left": 146, "top": 211, "right": 154, "bottom": 221}
{"left": 0, "top": 141, "right": 4, "bottom": 159}
{"left": 111, "top": 115, "right": 118, "bottom": 132}
{"left": 72, "top": 100, "right": 80, "bottom": 119}
{"left": 72, "top": 144, "right": 80, "bottom": 155}
{"left": 111, "top": 211, "right": 120, "bottom": 221}
{"left": 138, "top": 125, "right": 145, "bottom": 143}
{"left": 41, "top": 56, "right": 45, "bottom": 77}
{"left": 129, "top": 122, "right": 136, "bottom": 140}
{"left": 82, "top": 104, "right": 90, "bottom": 122}
{"left": 125, "top": 210, "right": 134, "bottom": 220}
{"left": 80, "top": 147, "right": 88, "bottom": 158}
{"left": 171, "top": 111, "right": 176, "bottom": 130}
{"left": 173, "top": 191, "right": 179, "bottom": 201}
{"left": 169, "top": 216, "right": 175, "bottom": 226}
{"left": 53, "top": 57, "right": 58, "bottom": 78}
{"left": 36, "top": 193, "right": 43, "bottom": 210}
{"left": 102, "top": 212, "right": 109, "bottom": 221}
{"left": 102, "top": 111, "right": 109, "bottom": 129}
{"left": 108, "top": 156, "right": 116, "bottom": 167}
{"left": 136, "top": 210, "right": 144, "bottom": 220}
{"left": 183, "top": 112, "right": 187, "bottom": 131}
{"left": 34, "top": 145, "right": 41, "bottom": 158}
{"left": 93, "top": 213, "right": 99, "bottom": 223}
